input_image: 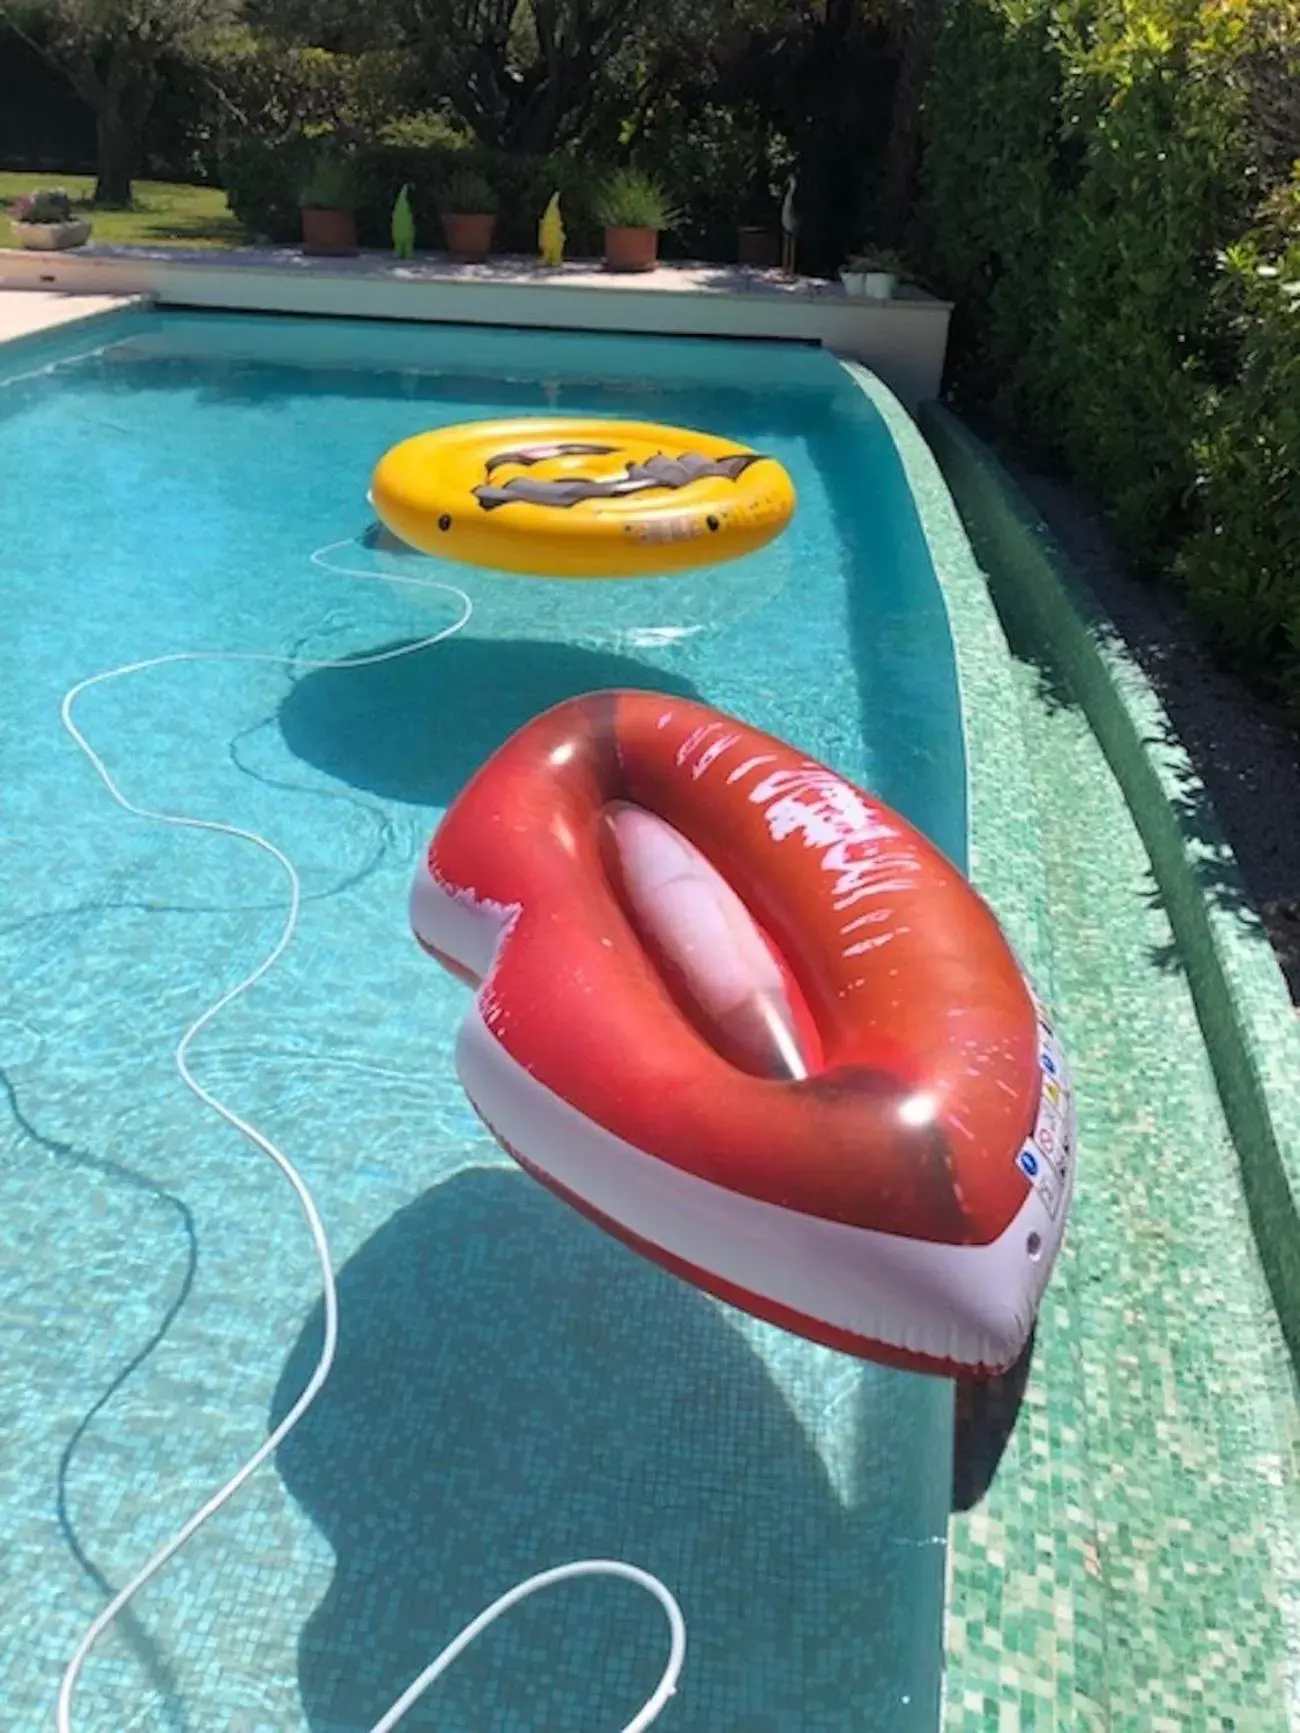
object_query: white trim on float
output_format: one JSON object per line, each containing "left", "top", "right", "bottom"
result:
{"left": 455, "top": 1003, "right": 1068, "bottom": 1374}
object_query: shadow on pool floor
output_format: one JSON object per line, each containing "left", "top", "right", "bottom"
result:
{"left": 276, "top": 636, "right": 703, "bottom": 807}
{"left": 271, "top": 1167, "right": 946, "bottom": 1732}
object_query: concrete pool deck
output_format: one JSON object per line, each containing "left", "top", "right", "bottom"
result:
{"left": 0, "top": 245, "right": 953, "bottom": 410}
{"left": 0, "top": 286, "right": 141, "bottom": 341}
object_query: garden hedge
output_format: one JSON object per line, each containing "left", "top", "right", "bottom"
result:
{"left": 914, "top": 0, "right": 1300, "bottom": 712}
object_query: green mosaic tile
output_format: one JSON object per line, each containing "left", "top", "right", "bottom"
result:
{"left": 845, "top": 368, "right": 1110, "bottom": 1727}
{"left": 898, "top": 399, "right": 1300, "bottom": 1730}
{"left": 844, "top": 371, "right": 1300, "bottom": 1728}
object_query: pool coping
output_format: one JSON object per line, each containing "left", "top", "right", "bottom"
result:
{"left": 1, "top": 246, "right": 952, "bottom": 409}
{"left": 837, "top": 363, "right": 1108, "bottom": 1728}
{"left": 919, "top": 403, "right": 1300, "bottom": 1378}
{"left": 851, "top": 375, "right": 1300, "bottom": 1731}
{"left": 0, "top": 289, "right": 147, "bottom": 362}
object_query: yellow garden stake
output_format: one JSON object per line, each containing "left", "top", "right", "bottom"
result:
{"left": 538, "top": 192, "right": 565, "bottom": 267}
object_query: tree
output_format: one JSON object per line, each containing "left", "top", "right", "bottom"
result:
{"left": 252, "top": 0, "right": 753, "bottom": 156}
{"left": 0, "top": 0, "right": 242, "bottom": 204}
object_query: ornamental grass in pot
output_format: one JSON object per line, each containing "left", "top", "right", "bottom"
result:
{"left": 438, "top": 169, "right": 499, "bottom": 262}
{"left": 594, "top": 169, "right": 679, "bottom": 273}
{"left": 299, "top": 155, "right": 359, "bottom": 257}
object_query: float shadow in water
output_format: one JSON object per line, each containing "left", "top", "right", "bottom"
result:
{"left": 276, "top": 637, "right": 703, "bottom": 806}
{"left": 271, "top": 1168, "right": 946, "bottom": 1732}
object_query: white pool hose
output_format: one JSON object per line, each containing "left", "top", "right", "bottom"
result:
{"left": 54, "top": 540, "right": 686, "bottom": 1731}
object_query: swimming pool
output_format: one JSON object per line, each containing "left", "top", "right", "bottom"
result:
{"left": 0, "top": 310, "right": 963, "bottom": 1730}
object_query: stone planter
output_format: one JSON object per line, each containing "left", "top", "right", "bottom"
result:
{"left": 839, "top": 269, "right": 866, "bottom": 297}
{"left": 603, "top": 225, "right": 658, "bottom": 273}
{"left": 10, "top": 218, "right": 91, "bottom": 251}
{"left": 441, "top": 211, "right": 496, "bottom": 263}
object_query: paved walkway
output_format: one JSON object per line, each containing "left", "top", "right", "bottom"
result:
{"left": 0, "top": 287, "right": 140, "bottom": 342}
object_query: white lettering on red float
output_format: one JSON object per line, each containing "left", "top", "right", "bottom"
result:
{"left": 672, "top": 730, "right": 931, "bottom": 957}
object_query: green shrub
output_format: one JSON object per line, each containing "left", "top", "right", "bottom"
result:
{"left": 1036, "top": 27, "right": 1252, "bottom": 552}
{"left": 914, "top": 0, "right": 1300, "bottom": 707}
{"left": 221, "top": 133, "right": 317, "bottom": 239}
{"left": 629, "top": 98, "right": 794, "bottom": 262}
{"left": 1178, "top": 182, "right": 1300, "bottom": 708}
{"left": 912, "top": 0, "right": 1072, "bottom": 426}
{"left": 209, "top": 37, "right": 429, "bottom": 145}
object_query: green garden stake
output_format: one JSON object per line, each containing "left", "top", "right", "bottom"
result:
{"left": 392, "top": 183, "right": 415, "bottom": 260}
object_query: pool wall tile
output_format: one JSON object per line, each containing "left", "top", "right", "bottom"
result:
{"left": 894, "top": 393, "right": 1300, "bottom": 1730}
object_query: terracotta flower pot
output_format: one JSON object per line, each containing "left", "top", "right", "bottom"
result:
{"left": 441, "top": 211, "right": 496, "bottom": 262}
{"left": 603, "top": 225, "right": 658, "bottom": 273}
{"left": 736, "top": 225, "right": 779, "bottom": 268}
{"left": 301, "top": 207, "right": 357, "bottom": 257}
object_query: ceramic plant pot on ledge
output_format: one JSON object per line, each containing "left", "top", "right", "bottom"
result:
{"left": 11, "top": 218, "right": 91, "bottom": 251}
{"left": 737, "top": 225, "right": 780, "bottom": 267}
{"left": 301, "top": 207, "right": 358, "bottom": 257}
{"left": 840, "top": 267, "right": 899, "bottom": 301}
{"left": 441, "top": 212, "right": 496, "bottom": 262}
{"left": 603, "top": 225, "right": 658, "bottom": 273}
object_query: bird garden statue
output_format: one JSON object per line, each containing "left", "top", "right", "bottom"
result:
{"left": 780, "top": 173, "right": 800, "bottom": 277}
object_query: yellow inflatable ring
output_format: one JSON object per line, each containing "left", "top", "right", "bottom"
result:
{"left": 369, "top": 417, "right": 796, "bottom": 579}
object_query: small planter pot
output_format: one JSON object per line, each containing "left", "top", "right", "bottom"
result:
{"left": 603, "top": 225, "right": 659, "bottom": 273}
{"left": 301, "top": 207, "right": 358, "bottom": 257}
{"left": 864, "top": 271, "right": 898, "bottom": 301}
{"left": 11, "top": 218, "right": 91, "bottom": 252}
{"left": 839, "top": 269, "right": 867, "bottom": 297}
{"left": 737, "top": 225, "right": 780, "bottom": 268}
{"left": 441, "top": 211, "right": 496, "bottom": 263}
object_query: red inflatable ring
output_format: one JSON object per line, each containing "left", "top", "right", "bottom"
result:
{"left": 410, "top": 692, "right": 1075, "bottom": 1378}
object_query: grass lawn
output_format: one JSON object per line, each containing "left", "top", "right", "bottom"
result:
{"left": 0, "top": 173, "right": 246, "bottom": 248}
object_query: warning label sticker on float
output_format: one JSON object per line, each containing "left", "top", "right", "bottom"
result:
{"left": 1017, "top": 992, "right": 1075, "bottom": 1221}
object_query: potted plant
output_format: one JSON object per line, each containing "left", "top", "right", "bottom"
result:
{"left": 8, "top": 188, "right": 91, "bottom": 251}
{"left": 594, "top": 168, "right": 678, "bottom": 273}
{"left": 841, "top": 247, "right": 907, "bottom": 300}
{"left": 735, "top": 182, "right": 780, "bottom": 267}
{"left": 438, "top": 169, "right": 498, "bottom": 262}
{"left": 737, "top": 222, "right": 780, "bottom": 268}
{"left": 299, "top": 154, "right": 359, "bottom": 257}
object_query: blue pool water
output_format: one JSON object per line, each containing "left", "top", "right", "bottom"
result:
{"left": 0, "top": 311, "right": 961, "bottom": 1731}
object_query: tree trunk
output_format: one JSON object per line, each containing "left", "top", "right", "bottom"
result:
{"left": 879, "top": 0, "right": 947, "bottom": 243}
{"left": 94, "top": 94, "right": 139, "bottom": 206}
